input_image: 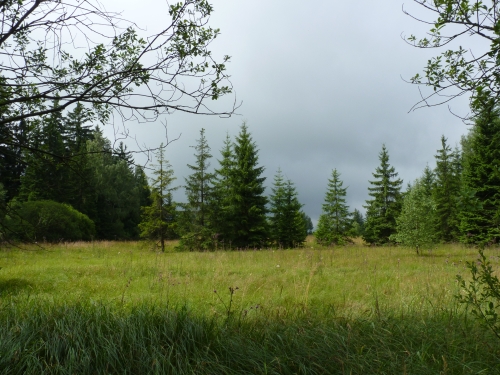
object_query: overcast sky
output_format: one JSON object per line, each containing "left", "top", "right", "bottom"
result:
{"left": 108, "top": 0, "right": 471, "bottom": 225}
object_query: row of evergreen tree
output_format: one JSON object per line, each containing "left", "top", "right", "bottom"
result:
{"left": 139, "top": 125, "right": 313, "bottom": 251}
{"left": 1, "top": 102, "right": 151, "bottom": 240}
{"left": 317, "top": 103, "right": 500, "bottom": 249}
{"left": 3, "top": 101, "right": 500, "bottom": 249}
{"left": 1, "top": 109, "right": 314, "bottom": 248}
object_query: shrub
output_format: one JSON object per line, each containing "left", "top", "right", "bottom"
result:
{"left": 6, "top": 200, "right": 95, "bottom": 242}
{"left": 456, "top": 249, "right": 500, "bottom": 340}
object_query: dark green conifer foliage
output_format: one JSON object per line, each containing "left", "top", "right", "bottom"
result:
{"left": 351, "top": 209, "right": 365, "bottom": 237}
{"left": 134, "top": 166, "right": 152, "bottom": 209}
{"left": 433, "top": 136, "right": 461, "bottom": 242}
{"left": 64, "top": 104, "right": 95, "bottom": 215}
{"left": 139, "top": 145, "right": 178, "bottom": 252}
{"left": 211, "top": 133, "right": 235, "bottom": 247}
{"left": 363, "top": 145, "right": 403, "bottom": 245}
{"left": 315, "top": 169, "right": 352, "bottom": 246}
{"left": 421, "top": 165, "right": 435, "bottom": 197}
{"left": 113, "top": 142, "right": 134, "bottom": 165}
{"left": 459, "top": 104, "right": 500, "bottom": 245}
{"left": 302, "top": 213, "right": 314, "bottom": 235}
{"left": 86, "top": 131, "right": 141, "bottom": 240}
{"left": 64, "top": 103, "right": 93, "bottom": 153}
{"left": 268, "top": 169, "right": 306, "bottom": 248}
{"left": 230, "top": 123, "right": 268, "bottom": 248}
{"left": 179, "top": 128, "right": 216, "bottom": 251}
{"left": 0, "top": 183, "right": 6, "bottom": 239}
{"left": 20, "top": 101, "right": 69, "bottom": 202}
{"left": 0, "top": 119, "right": 27, "bottom": 201}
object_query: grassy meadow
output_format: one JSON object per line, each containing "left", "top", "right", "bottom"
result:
{"left": 1, "top": 238, "right": 499, "bottom": 374}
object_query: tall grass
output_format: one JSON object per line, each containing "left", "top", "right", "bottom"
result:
{"left": 0, "top": 240, "right": 499, "bottom": 373}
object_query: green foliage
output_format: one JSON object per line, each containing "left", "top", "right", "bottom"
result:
{"left": 0, "top": 118, "right": 27, "bottom": 201}
{"left": 315, "top": 169, "right": 353, "bottom": 246}
{"left": 351, "top": 209, "right": 365, "bottom": 237}
{"left": 406, "top": 0, "right": 500, "bottom": 113}
{"left": 0, "top": 0, "right": 233, "bottom": 126}
{"left": 19, "top": 100, "right": 69, "bottom": 203}
{"left": 0, "top": 0, "right": 234, "bottom": 242}
{"left": 139, "top": 145, "right": 178, "bottom": 251}
{"left": 392, "top": 179, "right": 437, "bottom": 254}
{"left": 459, "top": 104, "right": 500, "bottom": 245}
{"left": 5, "top": 200, "right": 95, "bottom": 242}
{"left": 433, "top": 136, "right": 461, "bottom": 242}
{"left": 85, "top": 132, "right": 142, "bottom": 240}
{"left": 178, "top": 128, "right": 216, "bottom": 251}
{"left": 229, "top": 123, "right": 268, "bottom": 248}
{"left": 363, "top": 145, "right": 403, "bottom": 245}
{"left": 0, "top": 183, "right": 6, "bottom": 241}
{"left": 420, "top": 165, "right": 435, "bottom": 196}
{"left": 268, "top": 169, "right": 307, "bottom": 248}
{"left": 210, "top": 133, "right": 235, "bottom": 247}
{"left": 302, "top": 212, "right": 314, "bottom": 235}
{"left": 457, "top": 250, "right": 500, "bottom": 340}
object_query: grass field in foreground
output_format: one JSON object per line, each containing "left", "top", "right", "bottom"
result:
{"left": 0, "top": 239, "right": 499, "bottom": 374}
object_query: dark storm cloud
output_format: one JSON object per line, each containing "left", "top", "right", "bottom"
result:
{"left": 114, "top": 0, "right": 469, "bottom": 224}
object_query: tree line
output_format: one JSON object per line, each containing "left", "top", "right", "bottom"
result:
{"left": 321, "top": 102, "right": 500, "bottom": 250}
{"left": 0, "top": 114, "right": 314, "bottom": 249}
{"left": 3, "top": 101, "right": 500, "bottom": 250}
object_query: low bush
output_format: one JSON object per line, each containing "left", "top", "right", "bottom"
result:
{"left": 5, "top": 200, "right": 95, "bottom": 242}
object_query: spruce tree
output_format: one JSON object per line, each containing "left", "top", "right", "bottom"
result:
{"left": 86, "top": 131, "right": 141, "bottom": 240}
{"left": 315, "top": 169, "right": 352, "bottom": 246}
{"left": 0, "top": 119, "right": 27, "bottom": 201}
{"left": 230, "top": 123, "right": 268, "bottom": 248}
{"left": 351, "top": 209, "right": 365, "bottom": 237}
{"left": 363, "top": 145, "right": 403, "bottom": 245}
{"left": 64, "top": 104, "right": 95, "bottom": 215}
{"left": 302, "top": 213, "right": 314, "bottom": 235}
{"left": 211, "top": 133, "right": 235, "bottom": 248}
{"left": 421, "top": 165, "right": 435, "bottom": 197}
{"left": 64, "top": 103, "right": 93, "bottom": 153}
{"left": 20, "top": 100, "right": 69, "bottom": 202}
{"left": 179, "top": 128, "right": 216, "bottom": 251}
{"left": 459, "top": 103, "right": 500, "bottom": 245}
{"left": 268, "top": 169, "right": 306, "bottom": 248}
{"left": 139, "top": 144, "right": 178, "bottom": 251}
{"left": 134, "top": 166, "right": 152, "bottom": 209}
{"left": 433, "top": 136, "right": 461, "bottom": 242}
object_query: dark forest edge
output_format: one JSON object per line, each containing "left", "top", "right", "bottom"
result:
{"left": 3, "top": 104, "right": 500, "bottom": 251}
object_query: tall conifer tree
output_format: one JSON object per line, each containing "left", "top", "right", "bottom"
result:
{"left": 433, "top": 136, "right": 461, "bottom": 242}
{"left": 19, "top": 100, "right": 69, "bottom": 202}
{"left": 230, "top": 123, "right": 268, "bottom": 248}
{"left": 179, "top": 128, "right": 216, "bottom": 250}
{"left": 363, "top": 145, "right": 403, "bottom": 245}
{"left": 459, "top": 103, "right": 500, "bottom": 245}
{"left": 139, "top": 144, "right": 178, "bottom": 251}
{"left": 211, "top": 133, "right": 235, "bottom": 247}
{"left": 421, "top": 165, "right": 435, "bottom": 197}
{"left": 86, "top": 131, "right": 141, "bottom": 240}
{"left": 269, "top": 169, "right": 306, "bottom": 248}
{"left": 315, "top": 169, "right": 352, "bottom": 245}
